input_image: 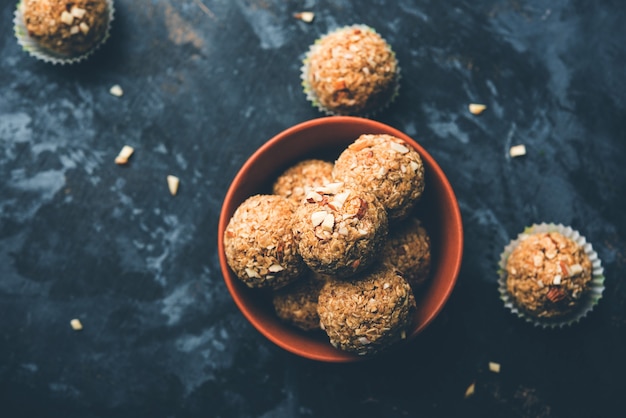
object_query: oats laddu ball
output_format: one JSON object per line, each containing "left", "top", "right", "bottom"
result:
{"left": 22, "top": 0, "right": 110, "bottom": 58}
{"left": 272, "top": 159, "right": 334, "bottom": 202}
{"left": 381, "top": 218, "right": 432, "bottom": 290}
{"left": 333, "top": 134, "right": 425, "bottom": 222}
{"left": 224, "top": 194, "right": 306, "bottom": 289}
{"left": 317, "top": 265, "right": 416, "bottom": 356}
{"left": 291, "top": 182, "right": 388, "bottom": 279}
{"left": 505, "top": 232, "right": 593, "bottom": 320}
{"left": 272, "top": 272, "right": 327, "bottom": 331}
{"left": 302, "top": 25, "right": 399, "bottom": 116}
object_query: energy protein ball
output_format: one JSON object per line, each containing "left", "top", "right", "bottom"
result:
{"left": 224, "top": 194, "right": 306, "bottom": 289}
{"left": 272, "top": 272, "right": 327, "bottom": 331}
{"left": 21, "top": 0, "right": 111, "bottom": 58}
{"left": 333, "top": 134, "right": 425, "bottom": 222}
{"left": 301, "top": 25, "right": 400, "bottom": 116}
{"left": 317, "top": 266, "right": 416, "bottom": 356}
{"left": 381, "top": 218, "right": 431, "bottom": 290}
{"left": 273, "top": 159, "right": 334, "bottom": 202}
{"left": 291, "top": 182, "right": 388, "bottom": 278}
{"left": 505, "top": 231, "right": 593, "bottom": 320}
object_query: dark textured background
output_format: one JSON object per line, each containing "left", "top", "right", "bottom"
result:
{"left": 1, "top": 0, "right": 625, "bottom": 417}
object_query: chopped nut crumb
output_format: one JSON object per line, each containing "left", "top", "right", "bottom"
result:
{"left": 311, "top": 211, "right": 327, "bottom": 226}
{"left": 268, "top": 264, "right": 285, "bottom": 273}
{"left": 468, "top": 103, "right": 487, "bottom": 115}
{"left": 569, "top": 264, "right": 583, "bottom": 275}
{"left": 115, "top": 145, "right": 134, "bottom": 165}
{"left": 71, "top": 6, "right": 87, "bottom": 19}
{"left": 70, "top": 318, "right": 83, "bottom": 331}
{"left": 294, "top": 11, "right": 315, "bottom": 23}
{"left": 389, "top": 141, "right": 409, "bottom": 154}
{"left": 245, "top": 267, "right": 260, "bottom": 279}
{"left": 109, "top": 84, "right": 124, "bottom": 97}
{"left": 60, "top": 10, "right": 74, "bottom": 25}
{"left": 321, "top": 213, "right": 335, "bottom": 231}
{"left": 70, "top": 25, "right": 80, "bottom": 35}
{"left": 509, "top": 144, "right": 526, "bottom": 158}
{"left": 329, "top": 191, "right": 350, "bottom": 210}
{"left": 546, "top": 287, "right": 566, "bottom": 303}
{"left": 167, "top": 175, "right": 180, "bottom": 196}
{"left": 305, "top": 190, "right": 323, "bottom": 202}
{"left": 315, "top": 182, "right": 343, "bottom": 195}
{"left": 79, "top": 22, "right": 90, "bottom": 34}
{"left": 464, "top": 382, "right": 476, "bottom": 398}
{"left": 488, "top": 361, "right": 501, "bottom": 373}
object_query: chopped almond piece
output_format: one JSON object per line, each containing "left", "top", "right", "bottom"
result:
{"left": 464, "top": 382, "right": 476, "bottom": 398}
{"left": 509, "top": 144, "right": 526, "bottom": 158}
{"left": 468, "top": 103, "right": 487, "bottom": 115}
{"left": 109, "top": 84, "right": 124, "bottom": 97}
{"left": 71, "top": 7, "right": 87, "bottom": 19}
{"left": 294, "top": 11, "right": 315, "bottom": 23}
{"left": 268, "top": 264, "right": 284, "bottom": 273}
{"left": 321, "top": 213, "right": 335, "bottom": 231}
{"left": 488, "top": 361, "right": 501, "bottom": 373}
{"left": 79, "top": 22, "right": 90, "bottom": 34}
{"left": 569, "top": 264, "right": 584, "bottom": 275}
{"left": 115, "top": 145, "right": 134, "bottom": 165}
{"left": 167, "top": 175, "right": 180, "bottom": 196}
{"left": 329, "top": 191, "right": 351, "bottom": 210}
{"left": 389, "top": 141, "right": 409, "bottom": 154}
{"left": 315, "top": 182, "right": 344, "bottom": 194}
{"left": 311, "top": 211, "right": 327, "bottom": 226}
{"left": 70, "top": 318, "right": 83, "bottom": 331}
{"left": 305, "top": 190, "right": 323, "bottom": 202}
{"left": 60, "top": 11, "right": 74, "bottom": 25}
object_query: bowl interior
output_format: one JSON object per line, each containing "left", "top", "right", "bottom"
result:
{"left": 218, "top": 116, "right": 463, "bottom": 362}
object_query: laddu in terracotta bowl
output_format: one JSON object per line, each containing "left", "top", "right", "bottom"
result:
{"left": 218, "top": 116, "right": 463, "bottom": 362}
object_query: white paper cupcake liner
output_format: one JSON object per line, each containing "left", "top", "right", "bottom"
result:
{"left": 300, "top": 24, "right": 401, "bottom": 117}
{"left": 14, "top": 0, "right": 115, "bottom": 65}
{"left": 498, "top": 223, "right": 605, "bottom": 329}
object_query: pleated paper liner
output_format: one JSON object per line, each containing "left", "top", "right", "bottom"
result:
{"left": 498, "top": 223, "right": 604, "bottom": 329}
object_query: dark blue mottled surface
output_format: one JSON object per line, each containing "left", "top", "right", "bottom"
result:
{"left": 1, "top": 0, "right": 625, "bottom": 417}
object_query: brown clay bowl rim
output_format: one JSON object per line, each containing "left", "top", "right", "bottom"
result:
{"left": 218, "top": 116, "right": 463, "bottom": 362}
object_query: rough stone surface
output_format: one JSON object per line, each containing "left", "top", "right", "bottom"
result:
{"left": 1, "top": 1, "right": 625, "bottom": 417}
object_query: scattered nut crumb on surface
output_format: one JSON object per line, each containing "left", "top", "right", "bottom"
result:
{"left": 468, "top": 103, "right": 487, "bottom": 115}
{"left": 109, "top": 85, "right": 124, "bottom": 97}
{"left": 294, "top": 11, "right": 315, "bottom": 23}
{"left": 489, "top": 361, "right": 501, "bottom": 373}
{"left": 70, "top": 318, "right": 83, "bottom": 331}
{"left": 167, "top": 175, "right": 180, "bottom": 195}
{"left": 464, "top": 382, "right": 476, "bottom": 398}
{"left": 115, "top": 145, "right": 134, "bottom": 165}
{"left": 510, "top": 144, "right": 527, "bottom": 158}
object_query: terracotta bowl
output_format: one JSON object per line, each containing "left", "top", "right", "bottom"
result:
{"left": 218, "top": 116, "right": 463, "bottom": 362}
